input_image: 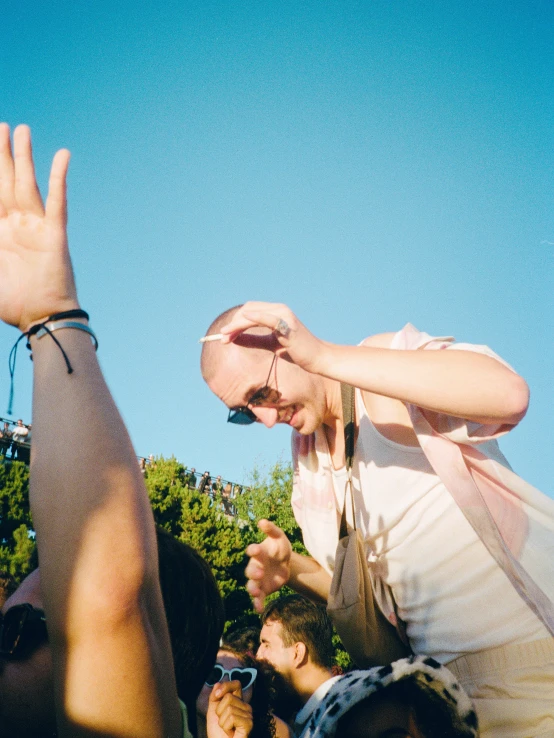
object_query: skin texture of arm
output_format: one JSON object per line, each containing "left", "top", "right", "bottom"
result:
{"left": 288, "top": 552, "right": 330, "bottom": 604}
{"left": 0, "top": 124, "right": 181, "bottom": 737}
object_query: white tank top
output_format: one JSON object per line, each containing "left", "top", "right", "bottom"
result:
{"left": 327, "top": 390, "right": 548, "bottom": 662}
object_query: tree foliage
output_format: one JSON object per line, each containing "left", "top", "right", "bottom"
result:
{"left": 0, "top": 460, "right": 35, "bottom": 593}
{"left": 0, "top": 453, "right": 350, "bottom": 667}
{"left": 144, "top": 457, "right": 250, "bottom": 621}
{"left": 233, "top": 460, "right": 308, "bottom": 556}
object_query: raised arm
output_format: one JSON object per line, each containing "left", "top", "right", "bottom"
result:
{"left": 220, "top": 302, "right": 529, "bottom": 426}
{"left": 0, "top": 124, "right": 181, "bottom": 737}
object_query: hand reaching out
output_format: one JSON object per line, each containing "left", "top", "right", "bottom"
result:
{"left": 245, "top": 519, "right": 292, "bottom": 612}
{"left": 0, "top": 123, "right": 78, "bottom": 332}
{"left": 206, "top": 681, "right": 254, "bottom": 738}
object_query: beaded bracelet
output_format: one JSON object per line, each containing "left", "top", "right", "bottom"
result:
{"left": 8, "top": 309, "right": 98, "bottom": 415}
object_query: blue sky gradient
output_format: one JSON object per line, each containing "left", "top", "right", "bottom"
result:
{"left": 1, "top": 1, "right": 552, "bottom": 494}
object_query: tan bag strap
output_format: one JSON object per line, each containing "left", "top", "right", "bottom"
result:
{"left": 339, "top": 383, "right": 356, "bottom": 538}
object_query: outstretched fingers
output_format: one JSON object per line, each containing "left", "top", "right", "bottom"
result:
{"left": 220, "top": 302, "right": 296, "bottom": 345}
{"left": 0, "top": 123, "right": 16, "bottom": 214}
{"left": 45, "top": 148, "right": 70, "bottom": 225}
{"left": 13, "top": 125, "right": 44, "bottom": 214}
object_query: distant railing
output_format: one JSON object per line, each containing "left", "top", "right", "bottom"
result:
{"left": 1, "top": 416, "right": 247, "bottom": 518}
{"left": 136, "top": 456, "right": 248, "bottom": 517}
{"left": 0, "top": 416, "right": 31, "bottom": 463}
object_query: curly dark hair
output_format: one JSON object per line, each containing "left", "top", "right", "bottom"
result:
{"left": 156, "top": 527, "right": 225, "bottom": 730}
{"left": 222, "top": 625, "right": 261, "bottom": 657}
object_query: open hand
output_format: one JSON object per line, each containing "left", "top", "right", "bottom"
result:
{"left": 245, "top": 519, "right": 292, "bottom": 612}
{"left": 0, "top": 124, "right": 78, "bottom": 332}
{"left": 206, "top": 680, "right": 253, "bottom": 738}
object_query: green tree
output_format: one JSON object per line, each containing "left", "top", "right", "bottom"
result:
{"left": 144, "top": 455, "right": 187, "bottom": 536}
{"left": 234, "top": 459, "right": 308, "bottom": 555}
{"left": 0, "top": 460, "right": 32, "bottom": 542}
{"left": 144, "top": 457, "right": 250, "bottom": 623}
{"left": 0, "top": 460, "right": 35, "bottom": 586}
{"left": 0, "top": 523, "right": 36, "bottom": 580}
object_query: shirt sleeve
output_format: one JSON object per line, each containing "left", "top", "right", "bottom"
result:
{"left": 392, "top": 323, "right": 521, "bottom": 445}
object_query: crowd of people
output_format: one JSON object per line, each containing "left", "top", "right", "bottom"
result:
{"left": 137, "top": 458, "right": 246, "bottom": 517}
{"left": 4, "top": 424, "right": 245, "bottom": 520}
{"left": 0, "top": 124, "right": 552, "bottom": 738}
{"left": 0, "top": 417, "right": 32, "bottom": 462}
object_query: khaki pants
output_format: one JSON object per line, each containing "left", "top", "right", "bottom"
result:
{"left": 447, "top": 637, "right": 554, "bottom": 738}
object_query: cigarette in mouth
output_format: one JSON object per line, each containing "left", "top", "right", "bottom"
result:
{"left": 198, "top": 333, "right": 225, "bottom": 343}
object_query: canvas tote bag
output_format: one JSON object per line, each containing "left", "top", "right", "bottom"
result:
{"left": 326, "top": 383, "right": 412, "bottom": 668}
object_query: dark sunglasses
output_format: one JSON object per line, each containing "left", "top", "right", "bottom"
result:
{"left": 205, "top": 664, "right": 257, "bottom": 691}
{"left": 0, "top": 603, "right": 47, "bottom": 659}
{"left": 228, "top": 354, "right": 281, "bottom": 425}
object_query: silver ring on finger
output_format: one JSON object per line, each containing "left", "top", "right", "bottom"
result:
{"left": 274, "top": 318, "right": 291, "bottom": 339}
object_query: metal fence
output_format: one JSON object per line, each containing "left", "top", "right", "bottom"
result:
{"left": 1, "top": 416, "right": 247, "bottom": 517}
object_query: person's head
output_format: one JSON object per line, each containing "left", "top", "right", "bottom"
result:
{"left": 0, "top": 569, "right": 55, "bottom": 738}
{"left": 302, "top": 657, "right": 479, "bottom": 738}
{"left": 196, "top": 648, "right": 276, "bottom": 738}
{"left": 257, "top": 595, "right": 334, "bottom": 683}
{"left": 155, "top": 527, "right": 225, "bottom": 721}
{"left": 201, "top": 307, "right": 330, "bottom": 435}
{"left": 0, "top": 529, "right": 224, "bottom": 738}
{"left": 16, "top": 420, "right": 23, "bottom": 426}
{"left": 222, "top": 625, "right": 261, "bottom": 657}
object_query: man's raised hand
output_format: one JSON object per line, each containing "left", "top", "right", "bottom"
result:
{"left": 245, "top": 519, "right": 292, "bottom": 612}
{"left": 220, "top": 301, "right": 329, "bottom": 376}
{"left": 0, "top": 124, "right": 78, "bottom": 332}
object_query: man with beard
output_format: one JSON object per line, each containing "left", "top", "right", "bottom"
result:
{"left": 256, "top": 595, "right": 337, "bottom": 736}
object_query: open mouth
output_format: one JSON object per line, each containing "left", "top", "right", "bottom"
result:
{"left": 280, "top": 406, "right": 299, "bottom": 426}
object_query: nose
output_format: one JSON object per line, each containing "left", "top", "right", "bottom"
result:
{"left": 251, "top": 406, "right": 279, "bottom": 428}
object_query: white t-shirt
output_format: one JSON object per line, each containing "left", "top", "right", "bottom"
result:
{"left": 292, "top": 391, "right": 548, "bottom": 663}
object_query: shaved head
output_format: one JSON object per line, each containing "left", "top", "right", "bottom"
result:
{"left": 200, "top": 305, "right": 242, "bottom": 383}
{"left": 201, "top": 306, "right": 331, "bottom": 434}
{"left": 200, "top": 305, "right": 279, "bottom": 385}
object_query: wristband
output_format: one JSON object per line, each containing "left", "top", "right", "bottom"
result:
{"left": 34, "top": 320, "right": 98, "bottom": 350}
{"left": 7, "top": 309, "right": 98, "bottom": 415}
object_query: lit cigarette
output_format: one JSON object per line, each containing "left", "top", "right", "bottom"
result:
{"left": 198, "top": 333, "right": 225, "bottom": 343}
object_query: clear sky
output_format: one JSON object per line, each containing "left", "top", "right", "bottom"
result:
{"left": 1, "top": 1, "right": 552, "bottom": 495}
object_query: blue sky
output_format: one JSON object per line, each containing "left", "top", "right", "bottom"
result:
{"left": 1, "top": 0, "right": 552, "bottom": 495}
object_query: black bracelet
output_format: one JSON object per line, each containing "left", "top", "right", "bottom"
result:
{"left": 7, "top": 309, "right": 96, "bottom": 416}
{"left": 26, "top": 309, "right": 90, "bottom": 339}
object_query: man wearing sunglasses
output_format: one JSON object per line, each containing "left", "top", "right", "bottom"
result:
{"left": 201, "top": 301, "right": 554, "bottom": 737}
{"left": 0, "top": 124, "right": 230, "bottom": 738}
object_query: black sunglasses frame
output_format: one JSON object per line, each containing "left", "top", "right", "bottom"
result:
{"left": 227, "top": 354, "right": 280, "bottom": 425}
{"left": 0, "top": 603, "right": 47, "bottom": 659}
